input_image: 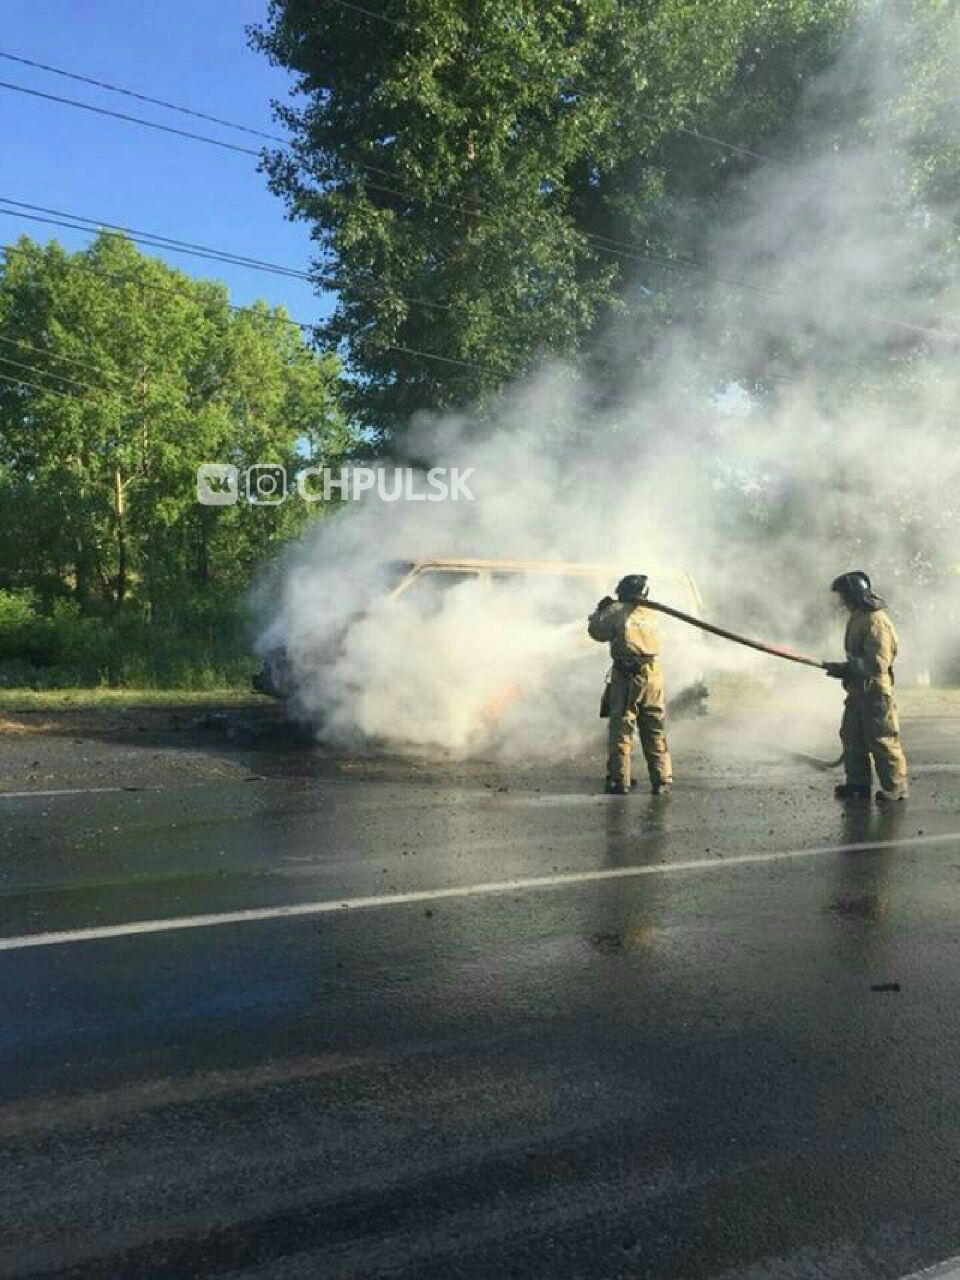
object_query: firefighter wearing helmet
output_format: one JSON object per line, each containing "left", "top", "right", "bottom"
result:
{"left": 588, "top": 574, "right": 673, "bottom": 795}
{"left": 824, "top": 571, "right": 908, "bottom": 802}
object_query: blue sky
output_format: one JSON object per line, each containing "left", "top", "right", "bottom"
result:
{"left": 0, "top": 0, "right": 332, "bottom": 325}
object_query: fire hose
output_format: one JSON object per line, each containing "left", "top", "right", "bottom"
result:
{"left": 481, "top": 600, "right": 841, "bottom": 767}
{"left": 643, "top": 598, "right": 828, "bottom": 670}
{"left": 643, "top": 599, "right": 842, "bottom": 769}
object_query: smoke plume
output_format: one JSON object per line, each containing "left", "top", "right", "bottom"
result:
{"left": 256, "top": 6, "right": 960, "bottom": 762}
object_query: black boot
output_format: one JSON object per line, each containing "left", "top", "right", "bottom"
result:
{"left": 605, "top": 780, "right": 628, "bottom": 795}
{"left": 876, "top": 786, "right": 908, "bottom": 804}
{"left": 834, "top": 782, "right": 871, "bottom": 799}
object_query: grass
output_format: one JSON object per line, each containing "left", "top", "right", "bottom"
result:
{"left": 0, "top": 688, "right": 271, "bottom": 713}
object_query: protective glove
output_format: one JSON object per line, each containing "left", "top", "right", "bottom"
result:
{"left": 596, "top": 596, "right": 615, "bottom": 611}
{"left": 823, "top": 661, "right": 850, "bottom": 680}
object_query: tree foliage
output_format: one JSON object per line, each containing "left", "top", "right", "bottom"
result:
{"left": 0, "top": 233, "right": 348, "bottom": 620}
{"left": 251, "top": 0, "right": 856, "bottom": 431}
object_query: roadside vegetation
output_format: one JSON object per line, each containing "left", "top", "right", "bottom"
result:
{"left": 2, "top": 2, "right": 958, "bottom": 690}
{"left": 0, "top": 233, "right": 350, "bottom": 689}
{"left": 0, "top": 688, "right": 268, "bottom": 712}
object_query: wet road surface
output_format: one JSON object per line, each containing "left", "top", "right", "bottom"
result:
{"left": 2, "top": 716, "right": 960, "bottom": 1278}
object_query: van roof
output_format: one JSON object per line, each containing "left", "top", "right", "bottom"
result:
{"left": 407, "top": 557, "right": 692, "bottom": 580}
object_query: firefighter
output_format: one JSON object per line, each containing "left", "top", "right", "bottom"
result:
{"left": 824, "top": 571, "right": 908, "bottom": 803}
{"left": 588, "top": 574, "right": 673, "bottom": 795}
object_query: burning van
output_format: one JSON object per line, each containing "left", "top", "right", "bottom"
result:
{"left": 254, "top": 557, "right": 709, "bottom": 746}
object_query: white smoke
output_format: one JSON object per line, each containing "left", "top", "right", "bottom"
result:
{"left": 256, "top": 6, "right": 960, "bottom": 761}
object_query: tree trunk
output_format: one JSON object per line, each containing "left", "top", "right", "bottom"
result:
{"left": 196, "top": 511, "right": 210, "bottom": 586}
{"left": 74, "top": 539, "right": 89, "bottom": 612}
{"left": 114, "top": 468, "right": 127, "bottom": 604}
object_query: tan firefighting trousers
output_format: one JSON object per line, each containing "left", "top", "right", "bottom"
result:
{"left": 607, "top": 664, "right": 672, "bottom": 790}
{"left": 840, "top": 690, "right": 908, "bottom": 792}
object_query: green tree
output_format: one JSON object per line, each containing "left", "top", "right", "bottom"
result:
{"left": 0, "top": 232, "right": 348, "bottom": 616}
{"left": 251, "top": 0, "right": 855, "bottom": 431}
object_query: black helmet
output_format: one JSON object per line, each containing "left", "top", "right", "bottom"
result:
{"left": 616, "top": 574, "right": 649, "bottom": 603}
{"left": 831, "top": 570, "right": 884, "bottom": 610}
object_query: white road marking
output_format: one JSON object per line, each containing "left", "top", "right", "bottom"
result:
{"left": 899, "top": 1256, "right": 960, "bottom": 1279}
{"left": 0, "top": 786, "right": 136, "bottom": 800}
{"left": 0, "top": 829, "right": 957, "bottom": 954}
{"left": 0, "top": 780, "right": 239, "bottom": 801}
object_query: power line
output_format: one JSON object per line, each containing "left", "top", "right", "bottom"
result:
{"left": 2, "top": 50, "right": 943, "bottom": 368}
{"left": 0, "top": 199, "right": 482, "bottom": 321}
{"left": 320, "top": 0, "right": 408, "bottom": 28}
{"left": 1, "top": 233, "right": 782, "bottom": 386}
{"left": 0, "top": 49, "right": 769, "bottom": 231}
{"left": 0, "top": 51, "right": 412, "bottom": 196}
{"left": 0, "top": 351, "right": 103, "bottom": 395}
{"left": 0, "top": 366, "right": 73, "bottom": 399}
{"left": 644, "top": 115, "right": 778, "bottom": 166}
{"left": 0, "top": 186, "right": 720, "bottom": 321}
{"left": 0, "top": 242, "right": 312, "bottom": 334}
{"left": 0, "top": 199, "right": 658, "bottom": 364}
{"left": 3, "top": 194, "right": 950, "bottom": 385}
{"left": 0, "top": 198, "right": 312, "bottom": 282}
{"left": 0, "top": 332, "right": 119, "bottom": 381}
{"left": 0, "top": 44, "right": 779, "bottom": 194}
{"left": 0, "top": 243, "right": 794, "bottom": 390}
{"left": 0, "top": 70, "right": 787, "bottom": 315}
{"left": 0, "top": 51, "right": 287, "bottom": 144}
{"left": 5, "top": 183, "right": 955, "bottom": 364}
{"left": 0, "top": 239, "right": 503, "bottom": 381}
{"left": 385, "top": 343, "right": 499, "bottom": 374}
{"left": 0, "top": 186, "right": 716, "bottom": 306}
{"left": 2, "top": 61, "right": 942, "bottom": 368}
{"left": 330, "top": 174, "right": 960, "bottom": 343}
{"left": 0, "top": 79, "right": 262, "bottom": 158}
{"left": 0, "top": 59, "right": 779, "bottom": 285}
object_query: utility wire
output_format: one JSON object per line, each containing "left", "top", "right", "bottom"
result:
{"left": 385, "top": 343, "right": 499, "bottom": 373}
{"left": 4, "top": 188, "right": 954, "bottom": 368}
{"left": 0, "top": 199, "right": 312, "bottom": 282}
{"left": 0, "top": 241, "right": 502, "bottom": 380}
{"left": 0, "top": 61, "right": 793, "bottom": 303}
{"left": 0, "top": 190, "right": 762, "bottom": 313}
{"left": 0, "top": 79, "right": 262, "bottom": 158}
{"left": 638, "top": 113, "right": 779, "bottom": 166}
{"left": 2, "top": 70, "right": 925, "bottom": 342}
{"left": 0, "top": 209, "right": 456, "bottom": 331}
{"left": 0, "top": 202, "right": 650, "bottom": 370}
{"left": 0, "top": 242, "right": 789, "bottom": 387}
{"left": 0, "top": 351, "right": 103, "bottom": 395}
{"left": 0, "top": 74, "right": 786, "bottom": 313}
{"left": 0, "top": 367, "right": 73, "bottom": 399}
{"left": 0, "top": 198, "right": 511, "bottom": 319}
{"left": 0, "top": 331, "right": 119, "bottom": 381}
{"left": 2, "top": 49, "right": 941, "bottom": 368}
{"left": 0, "top": 51, "right": 287, "bottom": 144}
{"left": 9, "top": 187, "right": 950, "bottom": 347}
{"left": 0, "top": 44, "right": 780, "bottom": 192}
{"left": 0, "top": 239, "right": 674, "bottom": 382}
{"left": 0, "top": 242, "right": 312, "bottom": 333}
{"left": 0, "top": 52, "right": 435, "bottom": 198}
{"left": 320, "top": 0, "right": 408, "bottom": 28}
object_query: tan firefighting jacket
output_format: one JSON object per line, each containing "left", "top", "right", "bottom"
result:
{"left": 587, "top": 601, "right": 661, "bottom": 669}
{"left": 843, "top": 607, "right": 897, "bottom": 695}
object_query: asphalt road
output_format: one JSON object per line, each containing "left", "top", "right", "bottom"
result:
{"left": 2, "top": 715, "right": 960, "bottom": 1279}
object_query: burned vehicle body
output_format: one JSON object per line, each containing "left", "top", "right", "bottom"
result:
{"left": 254, "top": 557, "right": 709, "bottom": 722}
